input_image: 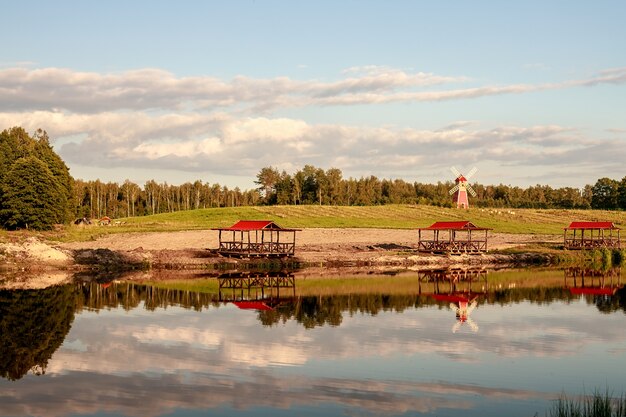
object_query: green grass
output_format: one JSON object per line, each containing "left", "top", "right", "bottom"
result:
{"left": 19, "top": 204, "right": 626, "bottom": 243}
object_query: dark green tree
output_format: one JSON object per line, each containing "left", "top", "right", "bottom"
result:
{"left": 618, "top": 176, "right": 626, "bottom": 209}
{"left": 275, "top": 170, "right": 293, "bottom": 205}
{"left": 0, "top": 127, "right": 73, "bottom": 229}
{"left": 298, "top": 165, "right": 321, "bottom": 204}
{"left": 0, "top": 127, "right": 35, "bottom": 179}
{"left": 0, "top": 157, "right": 68, "bottom": 230}
{"left": 33, "top": 129, "right": 74, "bottom": 217}
{"left": 591, "top": 177, "right": 619, "bottom": 210}
{"left": 255, "top": 166, "right": 281, "bottom": 205}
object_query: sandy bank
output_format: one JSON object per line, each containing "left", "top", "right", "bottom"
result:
{"left": 0, "top": 229, "right": 565, "bottom": 290}
{"left": 0, "top": 229, "right": 562, "bottom": 278}
{"left": 55, "top": 228, "right": 559, "bottom": 268}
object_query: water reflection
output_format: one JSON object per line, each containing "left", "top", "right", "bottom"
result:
{"left": 418, "top": 268, "right": 487, "bottom": 333}
{"left": 218, "top": 270, "right": 296, "bottom": 311}
{"left": 2, "top": 267, "right": 626, "bottom": 417}
{"left": 564, "top": 267, "right": 624, "bottom": 314}
{"left": 564, "top": 267, "right": 623, "bottom": 295}
{"left": 0, "top": 285, "right": 76, "bottom": 380}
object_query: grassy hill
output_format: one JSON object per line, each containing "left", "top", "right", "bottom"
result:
{"left": 58, "top": 204, "right": 626, "bottom": 242}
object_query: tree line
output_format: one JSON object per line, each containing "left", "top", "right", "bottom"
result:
{"left": 2, "top": 126, "right": 626, "bottom": 230}
{"left": 73, "top": 178, "right": 261, "bottom": 219}
{"left": 254, "top": 165, "right": 626, "bottom": 210}
{"left": 70, "top": 166, "right": 626, "bottom": 219}
{"left": 70, "top": 166, "right": 601, "bottom": 221}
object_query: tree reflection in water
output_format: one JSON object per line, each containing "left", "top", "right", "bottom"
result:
{"left": 0, "top": 285, "right": 77, "bottom": 380}
{"left": 2, "top": 267, "right": 625, "bottom": 382}
{"left": 69, "top": 269, "right": 626, "bottom": 330}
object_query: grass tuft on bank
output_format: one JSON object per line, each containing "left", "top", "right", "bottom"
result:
{"left": 549, "top": 390, "right": 626, "bottom": 417}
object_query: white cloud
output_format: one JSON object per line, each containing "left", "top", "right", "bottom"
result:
{"left": 1, "top": 65, "right": 625, "bottom": 186}
{"left": 2, "top": 66, "right": 625, "bottom": 113}
{"left": 2, "top": 108, "right": 620, "bottom": 186}
{"left": 222, "top": 117, "right": 309, "bottom": 144}
{"left": 131, "top": 137, "right": 223, "bottom": 159}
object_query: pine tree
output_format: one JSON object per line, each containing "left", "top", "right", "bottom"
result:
{"left": 0, "top": 127, "right": 74, "bottom": 229}
{"left": 0, "top": 157, "right": 67, "bottom": 230}
{"left": 34, "top": 128, "right": 74, "bottom": 198}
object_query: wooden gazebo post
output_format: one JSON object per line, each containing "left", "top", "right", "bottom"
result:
{"left": 484, "top": 229, "right": 488, "bottom": 251}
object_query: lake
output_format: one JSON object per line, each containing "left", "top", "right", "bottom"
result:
{"left": 1, "top": 267, "right": 625, "bottom": 416}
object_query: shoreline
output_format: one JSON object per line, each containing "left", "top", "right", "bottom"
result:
{"left": 0, "top": 228, "right": 560, "bottom": 276}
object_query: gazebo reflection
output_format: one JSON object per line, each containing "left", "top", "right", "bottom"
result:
{"left": 418, "top": 268, "right": 487, "bottom": 333}
{"left": 564, "top": 267, "right": 623, "bottom": 296}
{"left": 218, "top": 270, "right": 296, "bottom": 310}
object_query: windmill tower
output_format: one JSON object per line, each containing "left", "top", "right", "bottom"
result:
{"left": 449, "top": 166, "right": 478, "bottom": 209}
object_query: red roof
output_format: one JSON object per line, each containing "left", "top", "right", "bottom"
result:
{"left": 564, "top": 221, "right": 619, "bottom": 230}
{"left": 419, "top": 221, "right": 490, "bottom": 231}
{"left": 227, "top": 220, "right": 280, "bottom": 230}
{"left": 213, "top": 220, "right": 300, "bottom": 231}
{"left": 569, "top": 287, "right": 620, "bottom": 296}
{"left": 233, "top": 301, "right": 274, "bottom": 311}
{"left": 430, "top": 294, "right": 475, "bottom": 303}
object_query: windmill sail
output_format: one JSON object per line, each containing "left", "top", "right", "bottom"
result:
{"left": 465, "top": 183, "right": 477, "bottom": 197}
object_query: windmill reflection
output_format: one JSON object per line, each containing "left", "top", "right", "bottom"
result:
{"left": 218, "top": 270, "right": 296, "bottom": 311}
{"left": 418, "top": 268, "right": 487, "bottom": 333}
{"left": 450, "top": 295, "right": 479, "bottom": 333}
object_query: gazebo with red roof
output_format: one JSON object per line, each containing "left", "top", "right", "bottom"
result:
{"left": 417, "top": 221, "right": 491, "bottom": 254}
{"left": 213, "top": 220, "right": 300, "bottom": 258}
{"left": 563, "top": 221, "right": 620, "bottom": 250}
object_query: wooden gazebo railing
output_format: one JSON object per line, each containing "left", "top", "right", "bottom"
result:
{"left": 418, "top": 221, "right": 491, "bottom": 254}
{"left": 563, "top": 221, "right": 620, "bottom": 250}
{"left": 213, "top": 220, "right": 300, "bottom": 258}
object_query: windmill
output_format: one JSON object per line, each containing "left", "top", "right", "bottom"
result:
{"left": 449, "top": 166, "right": 478, "bottom": 209}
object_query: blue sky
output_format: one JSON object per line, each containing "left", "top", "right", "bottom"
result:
{"left": 2, "top": 1, "right": 625, "bottom": 189}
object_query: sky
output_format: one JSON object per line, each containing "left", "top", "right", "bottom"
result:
{"left": 1, "top": 0, "right": 625, "bottom": 190}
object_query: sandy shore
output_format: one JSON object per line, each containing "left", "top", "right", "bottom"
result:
{"left": 59, "top": 228, "right": 560, "bottom": 251}
{"left": 0, "top": 229, "right": 562, "bottom": 289}
{"left": 57, "top": 228, "right": 561, "bottom": 267}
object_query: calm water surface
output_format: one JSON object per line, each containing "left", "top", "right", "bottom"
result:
{"left": 1, "top": 267, "right": 625, "bottom": 417}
